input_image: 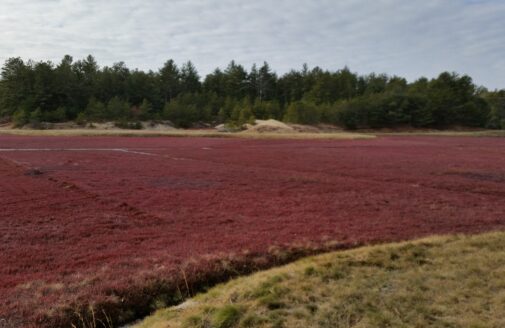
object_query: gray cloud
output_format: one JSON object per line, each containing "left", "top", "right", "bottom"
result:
{"left": 0, "top": 0, "right": 504, "bottom": 88}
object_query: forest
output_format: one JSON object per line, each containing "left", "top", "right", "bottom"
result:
{"left": 0, "top": 55, "right": 504, "bottom": 129}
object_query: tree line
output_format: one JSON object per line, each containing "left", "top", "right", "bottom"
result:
{"left": 0, "top": 55, "right": 504, "bottom": 129}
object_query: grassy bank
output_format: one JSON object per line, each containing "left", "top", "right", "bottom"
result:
{"left": 0, "top": 128, "right": 375, "bottom": 140}
{"left": 136, "top": 231, "right": 505, "bottom": 328}
{"left": 2, "top": 127, "right": 505, "bottom": 139}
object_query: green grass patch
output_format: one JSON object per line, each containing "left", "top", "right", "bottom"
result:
{"left": 135, "top": 231, "right": 505, "bottom": 328}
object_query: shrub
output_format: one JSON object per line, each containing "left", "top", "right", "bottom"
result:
{"left": 283, "top": 101, "right": 321, "bottom": 124}
{"left": 164, "top": 102, "right": 198, "bottom": 128}
{"left": 45, "top": 106, "right": 67, "bottom": 122}
{"left": 29, "top": 107, "right": 43, "bottom": 128}
{"left": 106, "top": 97, "right": 131, "bottom": 120}
{"left": 75, "top": 112, "right": 87, "bottom": 126}
{"left": 163, "top": 93, "right": 211, "bottom": 128}
{"left": 252, "top": 100, "right": 282, "bottom": 120}
{"left": 84, "top": 97, "right": 107, "bottom": 122}
{"left": 137, "top": 99, "right": 153, "bottom": 121}
{"left": 12, "top": 108, "right": 28, "bottom": 127}
{"left": 228, "top": 99, "right": 255, "bottom": 127}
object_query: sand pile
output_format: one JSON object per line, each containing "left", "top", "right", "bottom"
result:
{"left": 215, "top": 119, "right": 329, "bottom": 134}
{"left": 89, "top": 122, "right": 117, "bottom": 129}
{"left": 246, "top": 119, "right": 295, "bottom": 133}
{"left": 141, "top": 121, "right": 176, "bottom": 130}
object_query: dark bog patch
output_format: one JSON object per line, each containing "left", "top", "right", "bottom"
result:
{"left": 148, "top": 177, "right": 217, "bottom": 190}
{"left": 24, "top": 168, "right": 43, "bottom": 176}
{"left": 445, "top": 171, "right": 505, "bottom": 183}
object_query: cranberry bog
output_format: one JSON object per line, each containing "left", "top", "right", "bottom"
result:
{"left": 1, "top": 135, "right": 504, "bottom": 327}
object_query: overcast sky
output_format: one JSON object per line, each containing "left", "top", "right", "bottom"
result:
{"left": 0, "top": 0, "right": 504, "bottom": 89}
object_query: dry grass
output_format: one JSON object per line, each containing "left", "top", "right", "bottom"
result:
{"left": 135, "top": 231, "right": 505, "bottom": 328}
{"left": 376, "top": 130, "right": 505, "bottom": 137}
{"left": 0, "top": 128, "right": 226, "bottom": 138}
{"left": 2, "top": 127, "right": 504, "bottom": 140}
{"left": 236, "top": 131, "right": 374, "bottom": 140}
{"left": 0, "top": 128, "right": 374, "bottom": 140}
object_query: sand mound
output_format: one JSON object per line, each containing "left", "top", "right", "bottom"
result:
{"left": 141, "top": 121, "right": 176, "bottom": 130}
{"left": 88, "top": 122, "right": 117, "bottom": 129}
{"left": 246, "top": 119, "right": 295, "bottom": 133}
{"left": 216, "top": 119, "right": 339, "bottom": 134}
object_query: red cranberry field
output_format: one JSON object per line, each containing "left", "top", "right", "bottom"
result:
{"left": 1, "top": 135, "right": 505, "bottom": 327}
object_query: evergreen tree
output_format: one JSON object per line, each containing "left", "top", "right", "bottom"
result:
{"left": 159, "top": 59, "right": 180, "bottom": 102}
{"left": 138, "top": 99, "right": 153, "bottom": 120}
{"left": 106, "top": 97, "right": 130, "bottom": 120}
{"left": 84, "top": 97, "right": 106, "bottom": 121}
{"left": 204, "top": 68, "right": 226, "bottom": 97}
{"left": 180, "top": 61, "right": 200, "bottom": 93}
{"left": 0, "top": 54, "right": 499, "bottom": 130}
{"left": 256, "top": 62, "right": 277, "bottom": 101}
{"left": 223, "top": 61, "right": 248, "bottom": 99}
